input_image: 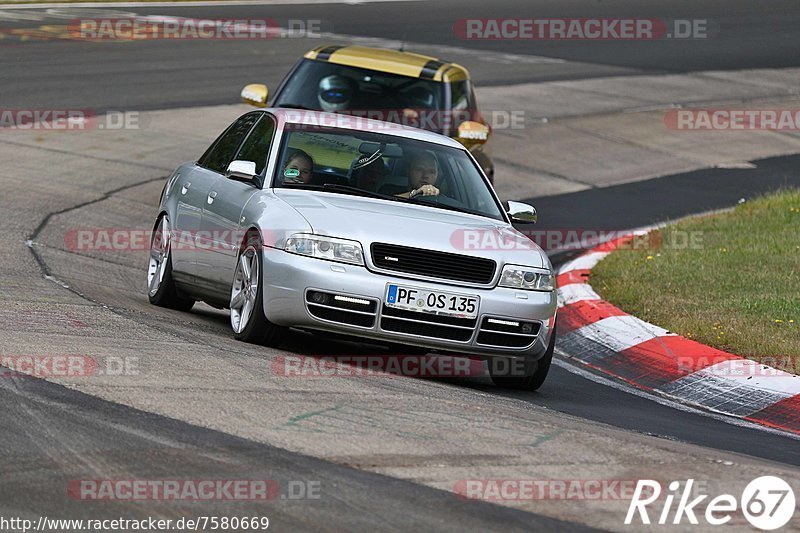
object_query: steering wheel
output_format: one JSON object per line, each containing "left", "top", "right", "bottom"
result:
{"left": 408, "top": 192, "right": 464, "bottom": 210}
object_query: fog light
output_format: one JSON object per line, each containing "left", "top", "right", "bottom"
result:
{"left": 310, "top": 291, "right": 328, "bottom": 304}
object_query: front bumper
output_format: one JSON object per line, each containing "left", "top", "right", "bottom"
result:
{"left": 261, "top": 247, "right": 557, "bottom": 360}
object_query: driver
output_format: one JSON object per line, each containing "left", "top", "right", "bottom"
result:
{"left": 318, "top": 75, "right": 355, "bottom": 113}
{"left": 396, "top": 151, "right": 440, "bottom": 198}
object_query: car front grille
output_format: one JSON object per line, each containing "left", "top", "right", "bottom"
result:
{"left": 371, "top": 243, "right": 496, "bottom": 285}
{"left": 380, "top": 304, "right": 475, "bottom": 342}
{"left": 306, "top": 291, "right": 377, "bottom": 328}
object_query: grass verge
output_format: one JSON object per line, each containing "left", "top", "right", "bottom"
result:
{"left": 591, "top": 189, "right": 800, "bottom": 371}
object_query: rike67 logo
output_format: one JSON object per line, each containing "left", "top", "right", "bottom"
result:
{"left": 626, "top": 477, "right": 796, "bottom": 530}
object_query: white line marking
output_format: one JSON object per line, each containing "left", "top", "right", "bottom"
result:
{"left": 690, "top": 360, "right": 800, "bottom": 396}
{"left": 557, "top": 282, "right": 601, "bottom": 308}
{"left": 558, "top": 250, "right": 609, "bottom": 273}
{"left": 571, "top": 315, "right": 673, "bottom": 353}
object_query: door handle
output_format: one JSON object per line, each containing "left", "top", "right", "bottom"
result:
{"left": 181, "top": 182, "right": 191, "bottom": 195}
{"left": 207, "top": 191, "right": 217, "bottom": 204}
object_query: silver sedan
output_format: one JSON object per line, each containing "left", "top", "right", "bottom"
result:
{"left": 147, "top": 109, "right": 557, "bottom": 389}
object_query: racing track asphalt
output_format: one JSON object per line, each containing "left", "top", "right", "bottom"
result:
{"left": 1, "top": 371, "right": 590, "bottom": 532}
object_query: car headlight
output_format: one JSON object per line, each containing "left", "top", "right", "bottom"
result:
{"left": 498, "top": 265, "right": 554, "bottom": 291}
{"left": 284, "top": 234, "right": 364, "bottom": 266}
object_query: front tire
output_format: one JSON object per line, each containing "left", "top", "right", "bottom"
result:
{"left": 230, "top": 232, "right": 286, "bottom": 347}
{"left": 147, "top": 214, "right": 194, "bottom": 311}
{"left": 489, "top": 328, "right": 555, "bottom": 391}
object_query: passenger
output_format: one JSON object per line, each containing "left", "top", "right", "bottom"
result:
{"left": 282, "top": 150, "right": 314, "bottom": 184}
{"left": 351, "top": 151, "right": 388, "bottom": 192}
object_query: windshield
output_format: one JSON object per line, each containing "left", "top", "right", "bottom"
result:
{"left": 273, "top": 125, "right": 504, "bottom": 221}
{"left": 274, "top": 59, "right": 450, "bottom": 133}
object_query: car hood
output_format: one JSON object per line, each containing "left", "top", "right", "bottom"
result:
{"left": 274, "top": 190, "right": 547, "bottom": 269}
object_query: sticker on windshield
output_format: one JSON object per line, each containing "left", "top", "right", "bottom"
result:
{"left": 284, "top": 168, "right": 301, "bottom": 180}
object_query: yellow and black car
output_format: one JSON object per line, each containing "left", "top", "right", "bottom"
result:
{"left": 240, "top": 44, "right": 495, "bottom": 182}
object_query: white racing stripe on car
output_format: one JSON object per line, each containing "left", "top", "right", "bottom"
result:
{"left": 557, "top": 283, "right": 601, "bottom": 308}
{"left": 558, "top": 251, "right": 609, "bottom": 274}
{"left": 570, "top": 315, "right": 674, "bottom": 353}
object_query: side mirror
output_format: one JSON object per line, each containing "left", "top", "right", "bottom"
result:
{"left": 241, "top": 84, "right": 268, "bottom": 107}
{"left": 226, "top": 160, "right": 258, "bottom": 183}
{"left": 456, "top": 120, "right": 490, "bottom": 145}
{"left": 507, "top": 200, "right": 537, "bottom": 224}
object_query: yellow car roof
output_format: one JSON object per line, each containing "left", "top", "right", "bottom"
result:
{"left": 304, "top": 45, "right": 470, "bottom": 83}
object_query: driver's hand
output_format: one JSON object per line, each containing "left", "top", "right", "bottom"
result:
{"left": 412, "top": 184, "right": 439, "bottom": 197}
{"left": 402, "top": 108, "right": 419, "bottom": 121}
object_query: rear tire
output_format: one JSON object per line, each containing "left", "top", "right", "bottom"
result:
{"left": 147, "top": 214, "right": 194, "bottom": 312}
{"left": 230, "top": 232, "right": 286, "bottom": 347}
{"left": 489, "top": 328, "right": 555, "bottom": 391}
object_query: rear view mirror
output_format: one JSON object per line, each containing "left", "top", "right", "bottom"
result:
{"left": 241, "top": 84, "right": 269, "bottom": 107}
{"left": 358, "top": 142, "right": 403, "bottom": 158}
{"left": 506, "top": 200, "right": 537, "bottom": 224}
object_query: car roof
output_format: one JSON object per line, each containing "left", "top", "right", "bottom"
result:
{"left": 266, "top": 108, "right": 465, "bottom": 148}
{"left": 304, "top": 45, "right": 470, "bottom": 83}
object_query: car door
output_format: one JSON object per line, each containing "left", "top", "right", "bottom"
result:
{"left": 170, "top": 165, "right": 210, "bottom": 276}
{"left": 186, "top": 112, "right": 261, "bottom": 295}
{"left": 197, "top": 113, "right": 276, "bottom": 295}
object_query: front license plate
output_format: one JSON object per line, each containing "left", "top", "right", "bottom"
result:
{"left": 385, "top": 284, "right": 479, "bottom": 319}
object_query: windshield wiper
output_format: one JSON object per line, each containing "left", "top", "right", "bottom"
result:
{"left": 322, "top": 183, "right": 400, "bottom": 201}
{"left": 276, "top": 103, "right": 316, "bottom": 110}
{"left": 405, "top": 196, "right": 485, "bottom": 217}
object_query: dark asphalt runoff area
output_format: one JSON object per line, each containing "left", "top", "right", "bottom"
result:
{"left": 0, "top": 374, "right": 592, "bottom": 532}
